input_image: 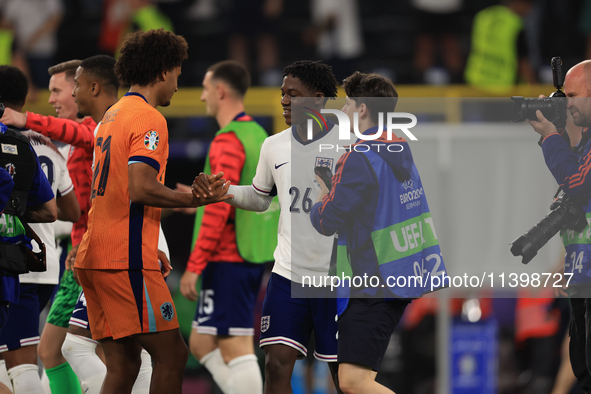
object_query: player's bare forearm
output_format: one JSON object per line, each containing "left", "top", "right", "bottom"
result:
{"left": 128, "top": 163, "right": 233, "bottom": 208}
{"left": 57, "top": 190, "right": 81, "bottom": 222}
{"left": 26, "top": 199, "right": 58, "bottom": 223}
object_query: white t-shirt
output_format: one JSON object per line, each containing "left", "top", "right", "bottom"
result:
{"left": 252, "top": 125, "right": 347, "bottom": 283}
{"left": 311, "top": 0, "right": 364, "bottom": 59}
{"left": 3, "top": 0, "right": 63, "bottom": 56}
{"left": 21, "top": 131, "right": 73, "bottom": 284}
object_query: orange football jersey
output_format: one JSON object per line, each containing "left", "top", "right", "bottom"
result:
{"left": 75, "top": 93, "right": 168, "bottom": 271}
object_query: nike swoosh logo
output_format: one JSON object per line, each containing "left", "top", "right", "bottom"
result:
{"left": 72, "top": 308, "right": 85, "bottom": 314}
{"left": 275, "top": 162, "right": 288, "bottom": 169}
{"left": 197, "top": 316, "right": 211, "bottom": 324}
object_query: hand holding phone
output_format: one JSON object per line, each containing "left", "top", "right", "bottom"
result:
{"left": 314, "top": 166, "right": 333, "bottom": 191}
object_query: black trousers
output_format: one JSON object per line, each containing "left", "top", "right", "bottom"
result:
{"left": 569, "top": 297, "right": 591, "bottom": 392}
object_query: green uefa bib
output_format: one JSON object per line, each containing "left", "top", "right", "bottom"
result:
{"left": 0, "top": 213, "right": 26, "bottom": 239}
{"left": 465, "top": 5, "right": 523, "bottom": 92}
{"left": 191, "top": 119, "right": 279, "bottom": 263}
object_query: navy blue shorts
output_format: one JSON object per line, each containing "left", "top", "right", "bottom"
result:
{"left": 0, "top": 283, "right": 55, "bottom": 352}
{"left": 259, "top": 273, "right": 338, "bottom": 362}
{"left": 69, "top": 290, "right": 89, "bottom": 330}
{"left": 192, "top": 262, "right": 265, "bottom": 336}
{"left": 338, "top": 298, "right": 408, "bottom": 371}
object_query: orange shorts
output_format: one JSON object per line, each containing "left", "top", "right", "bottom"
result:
{"left": 77, "top": 268, "right": 179, "bottom": 340}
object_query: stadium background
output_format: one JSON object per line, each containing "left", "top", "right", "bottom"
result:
{"left": 6, "top": 0, "right": 591, "bottom": 392}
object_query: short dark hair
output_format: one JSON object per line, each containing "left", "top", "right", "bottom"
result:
{"left": 0, "top": 66, "right": 28, "bottom": 108}
{"left": 80, "top": 55, "right": 120, "bottom": 94}
{"left": 115, "top": 29, "right": 188, "bottom": 86}
{"left": 343, "top": 71, "right": 398, "bottom": 123}
{"left": 207, "top": 60, "right": 251, "bottom": 97}
{"left": 48, "top": 60, "right": 82, "bottom": 80}
{"left": 282, "top": 60, "right": 338, "bottom": 98}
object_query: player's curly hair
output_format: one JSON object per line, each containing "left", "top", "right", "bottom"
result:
{"left": 0, "top": 66, "right": 28, "bottom": 107}
{"left": 115, "top": 29, "right": 188, "bottom": 86}
{"left": 282, "top": 60, "right": 338, "bottom": 98}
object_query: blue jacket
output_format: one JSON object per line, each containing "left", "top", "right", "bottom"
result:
{"left": 543, "top": 130, "right": 591, "bottom": 285}
{"left": 310, "top": 126, "right": 446, "bottom": 305}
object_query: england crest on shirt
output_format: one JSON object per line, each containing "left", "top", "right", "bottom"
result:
{"left": 261, "top": 316, "right": 270, "bottom": 332}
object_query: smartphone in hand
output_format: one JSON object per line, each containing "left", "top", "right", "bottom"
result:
{"left": 314, "top": 166, "right": 333, "bottom": 191}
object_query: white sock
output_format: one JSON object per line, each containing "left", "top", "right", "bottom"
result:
{"left": 0, "top": 361, "right": 12, "bottom": 393}
{"left": 131, "top": 349, "right": 152, "bottom": 394}
{"left": 7, "top": 364, "right": 43, "bottom": 394}
{"left": 40, "top": 370, "right": 50, "bottom": 394}
{"left": 228, "top": 354, "right": 262, "bottom": 394}
{"left": 61, "top": 333, "right": 106, "bottom": 394}
{"left": 200, "top": 349, "right": 231, "bottom": 394}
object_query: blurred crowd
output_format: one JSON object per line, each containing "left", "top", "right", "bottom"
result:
{"left": 1, "top": 0, "right": 591, "bottom": 96}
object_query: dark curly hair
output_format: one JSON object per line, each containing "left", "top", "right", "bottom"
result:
{"left": 343, "top": 71, "right": 398, "bottom": 123}
{"left": 282, "top": 60, "right": 338, "bottom": 98}
{"left": 80, "top": 55, "right": 119, "bottom": 94}
{"left": 115, "top": 29, "right": 188, "bottom": 86}
{"left": 0, "top": 66, "right": 28, "bottom": 108}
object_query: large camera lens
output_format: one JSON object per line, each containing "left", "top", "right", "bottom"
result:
{"left": 511, "top": 196, "right": 587, "bottom": 264}
{"left": 511, "top": 96, "right": 566, "bottom": 124}
{"left": 510, "top": 208, "right": 567, "bottom": 264}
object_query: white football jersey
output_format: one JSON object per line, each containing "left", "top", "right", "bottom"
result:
{"left": 252, "top": 125, "right": 348, "bottom": 283}
{"left": 21, "top": 131, "right": 73, "bottom": 284}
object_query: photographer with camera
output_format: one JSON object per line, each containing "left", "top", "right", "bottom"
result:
{"left": 528, "top": 59, "right": 591, "bottom": 391}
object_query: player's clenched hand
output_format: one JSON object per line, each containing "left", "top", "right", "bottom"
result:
{"left": 158, "top": 249, "right": 172, "bottom": 278}
{"left": 191, "top": 173, "right": 216, "bottom": 198}
{"left": 191, "top": 172, "right": 228, "bottom": 198}
{"left": 180, "top": 270, "right": 199, "bottom": 301}
{"left": 65, "top": 244, "right": 80, "bottom": 272}
{"left": 191, "top": 172, "right": 234, "bottom": 206}
{"left": 0, "top": 107, "right": 27, "bottom": 129}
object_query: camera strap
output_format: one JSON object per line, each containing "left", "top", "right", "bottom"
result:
{"left": 573, "top": 128, "right": 591, "bottom": 155}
